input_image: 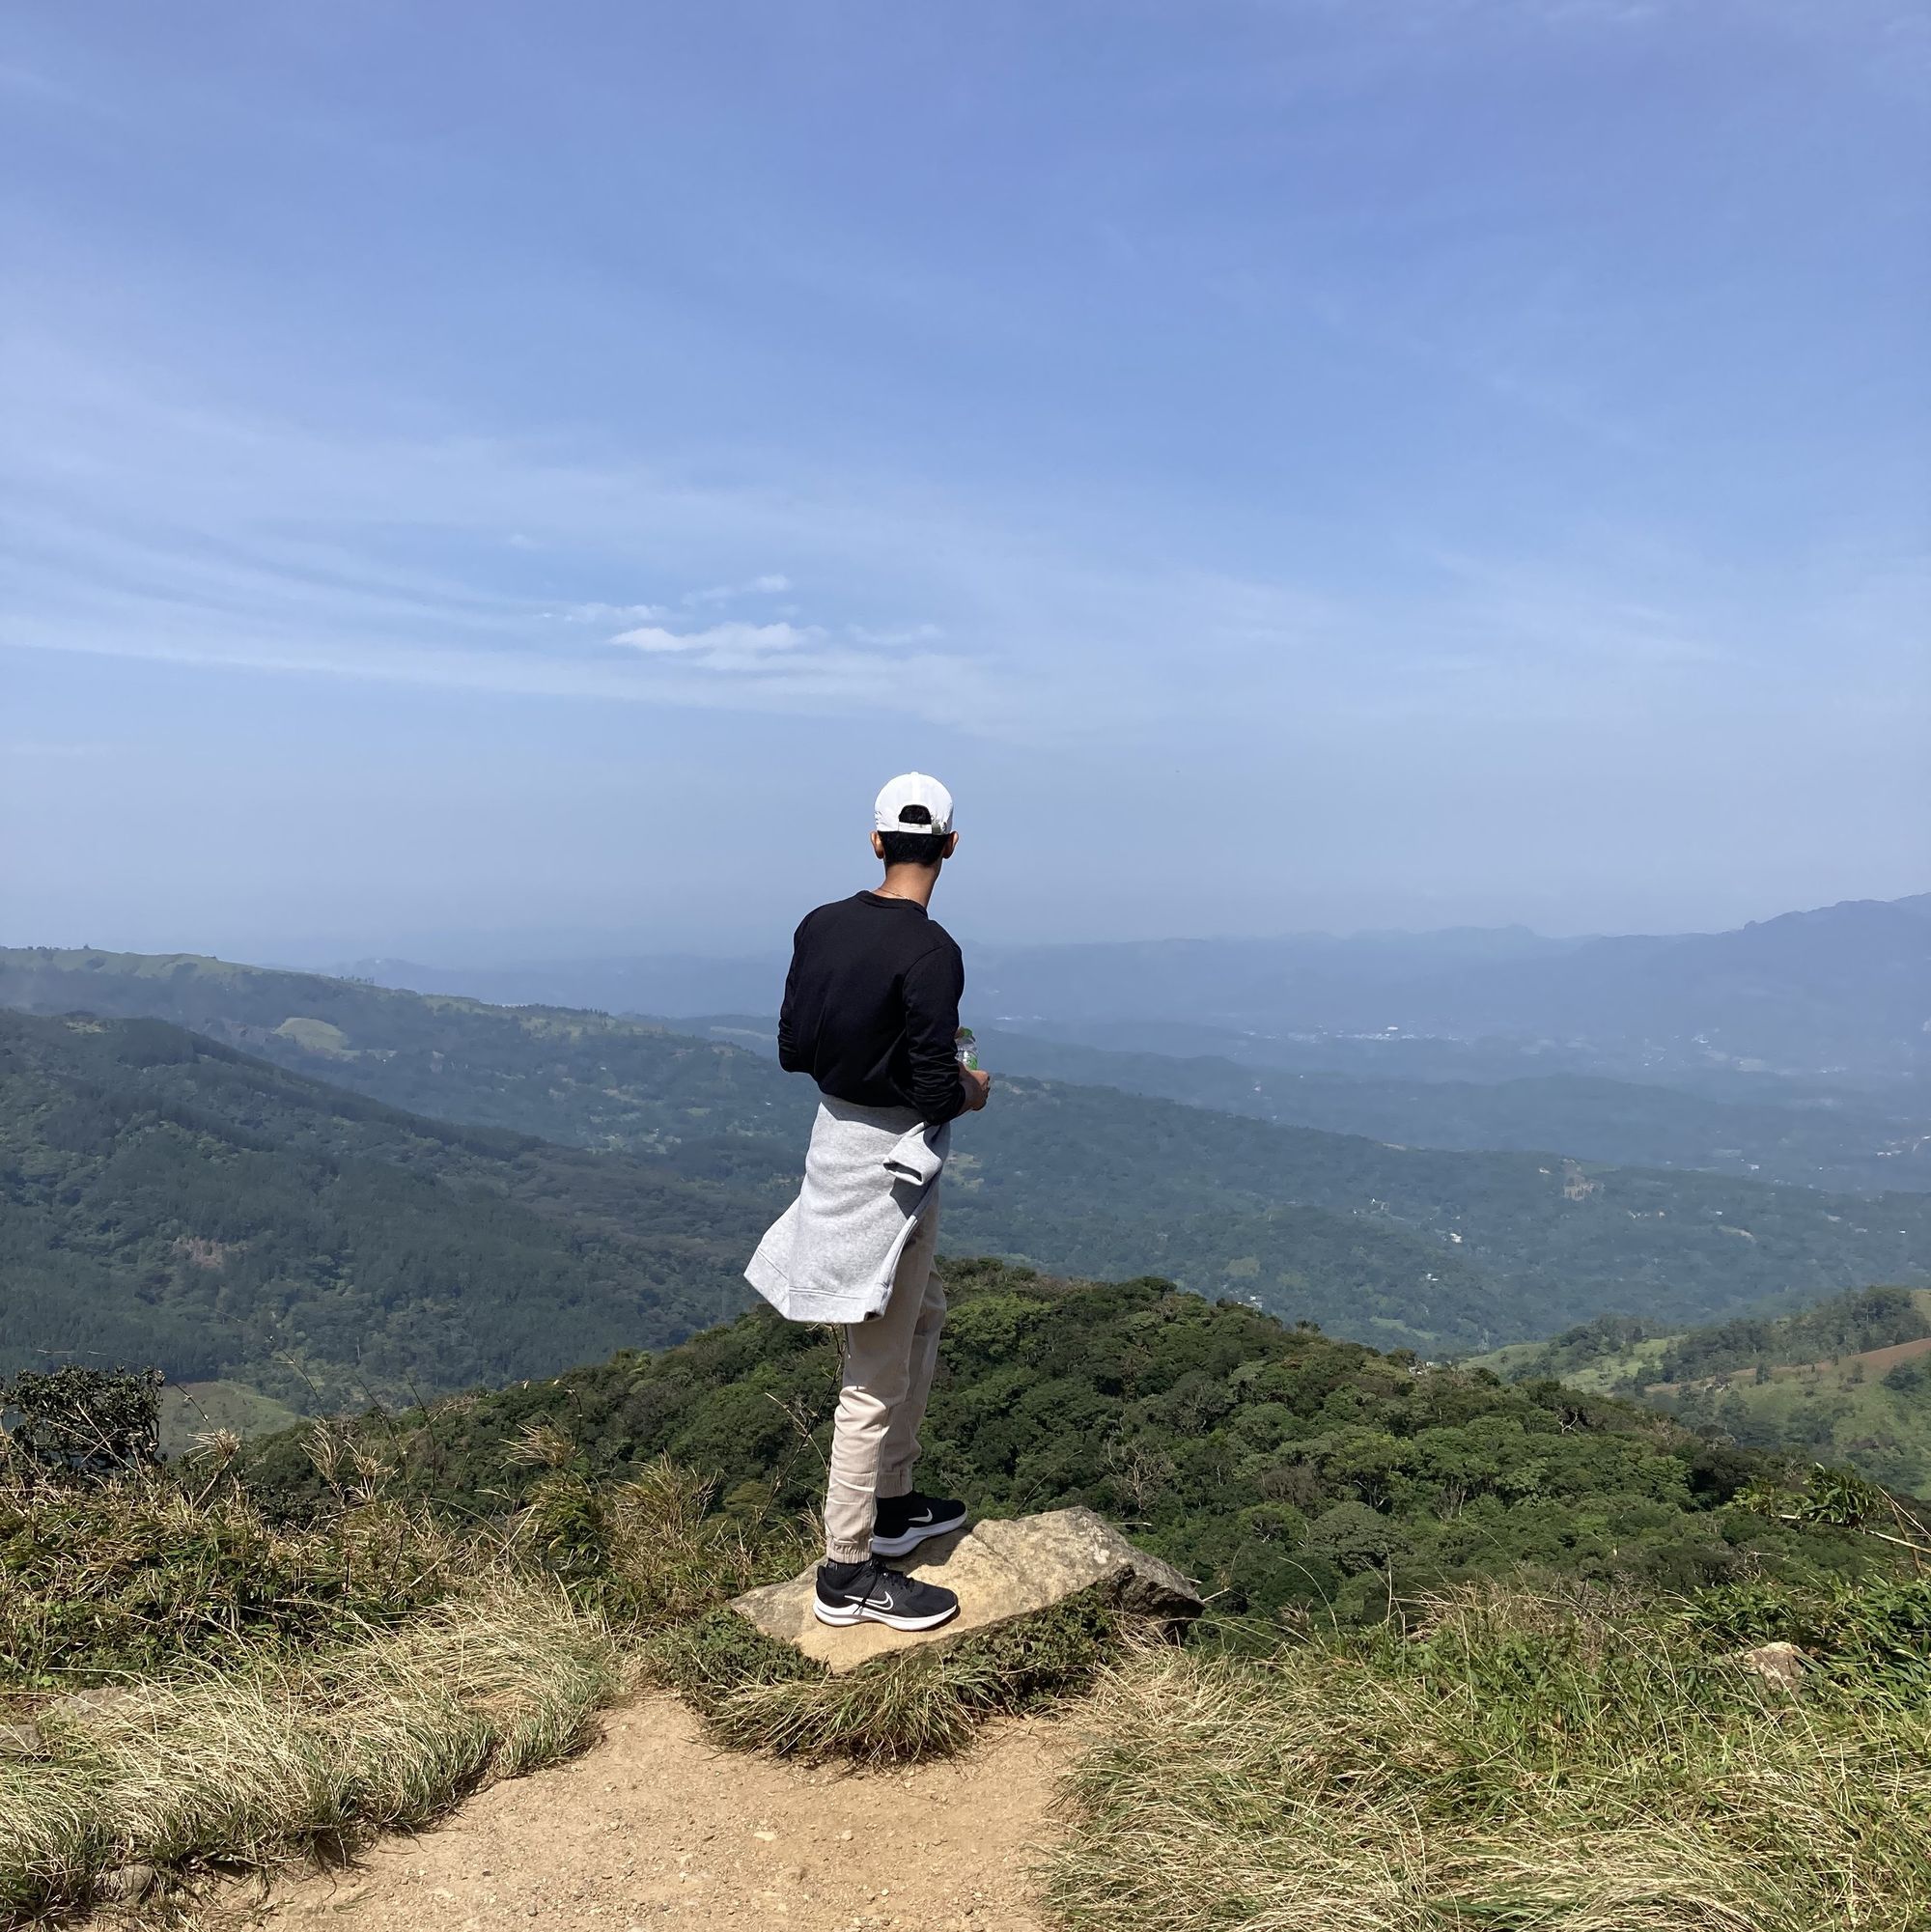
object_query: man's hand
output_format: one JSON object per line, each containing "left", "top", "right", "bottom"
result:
{"left": 961, "top": 1066, "right": 993, "bottom": 1113}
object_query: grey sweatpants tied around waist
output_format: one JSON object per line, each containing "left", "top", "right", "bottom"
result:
{"left": 744, "top": 1097, "right": 949, "bottom": 1327}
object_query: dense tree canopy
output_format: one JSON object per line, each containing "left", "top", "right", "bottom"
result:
{"left": 242, "top": 1260, "right": 1876, "bottom": 1621}
{"left": 0, "top": 1011, "right": 768, "bottom": 1407}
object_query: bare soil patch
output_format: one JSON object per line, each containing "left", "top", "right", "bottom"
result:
{"left": 213, "top": 1692, "right": 1068, "bottom": 1932}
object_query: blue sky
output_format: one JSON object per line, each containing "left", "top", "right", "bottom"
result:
{"left": 3, "top": 1, "right": 1925, "bottom": 960}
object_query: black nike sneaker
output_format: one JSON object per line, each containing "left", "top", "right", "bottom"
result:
{"left": 813, "top": 1558, "right": 960, "bottom": 1632}
{"left": 870, "top": 1491, "right": 969, "bottom": 1558}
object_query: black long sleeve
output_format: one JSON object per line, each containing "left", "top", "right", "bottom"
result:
{"left": 775, "top": 892, "right": 968, "bottom": 1124}
{"left": 777, "top": 948, "right": 802, "bottom": 1071}
{"left": 900, "top": 933, "right": 967, "bottom": 1123}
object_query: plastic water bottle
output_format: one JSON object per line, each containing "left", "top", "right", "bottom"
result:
{"left": 955, "top": 1026, "right": 980, "bottom": 1071}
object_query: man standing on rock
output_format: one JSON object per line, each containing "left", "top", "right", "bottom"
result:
{"left": 745, "top": 773, "right": 992, "bottom": 1633}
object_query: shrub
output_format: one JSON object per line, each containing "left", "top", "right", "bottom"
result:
{"left": 1, "top": 1367, "right": 162, "bottom": 1482}
{"left": 503, "top": 1434, "right": 809, "bottom": 1628}
{"left": 1301, "top": 1500, "right": 1413, "bottom": 1577}
{"left": 1683, "top": 1574, "right": 1931, "bottom": 1696}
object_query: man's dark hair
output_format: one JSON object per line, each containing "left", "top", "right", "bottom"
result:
{"left": 879, "top": 802, "right": 949, "bottom": 868}
{"left": 880, "top": 829, "right": 950, "bottom": 868}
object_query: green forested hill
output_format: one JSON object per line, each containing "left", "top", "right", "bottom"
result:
{"left": 240, "top": 1260, "right": 1874, "bottom": 1619}
{"left": 1469, "top": 1285, "right": 1931, "bottom": 1492}
{"left": 938, "top": 1085, "right": 1931, "bottom": 1347}
{"left": 7, "top": 948, "right": 1931, "bottom": 1355}
{"left": 0, "top": 1011, "right": 770, "bottom": 1408}
{"left": 0, "top": 948, "right": 798, "bottom": 1162}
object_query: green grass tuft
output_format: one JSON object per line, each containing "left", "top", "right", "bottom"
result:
{"left": 643, "top": 1588, "right": 1128, "bottom": 1765}
{"left": 0, "top": 1440, "right": 799, "bottom": 1918}
{"left": 637, "top": 1605, "right": 826, "bottom": 1716}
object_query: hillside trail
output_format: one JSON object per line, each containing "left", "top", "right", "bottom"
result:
{"left": 211, "top": 1693, "right": 1071, "bottom": 1932}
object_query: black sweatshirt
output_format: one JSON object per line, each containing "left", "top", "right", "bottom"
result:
{"left": 776, "top": 891, "right": 967, "bottom": 1124}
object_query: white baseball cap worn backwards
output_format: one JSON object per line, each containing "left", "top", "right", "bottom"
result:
{"left": 875, "top": 772, "right": 955, "bottom": 835}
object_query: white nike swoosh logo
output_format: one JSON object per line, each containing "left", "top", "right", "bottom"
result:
{"left": 873, "top": 1590, "right": 896, "bottom": 1610}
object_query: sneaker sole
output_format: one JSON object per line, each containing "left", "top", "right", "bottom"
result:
{"left": 812, "top": 1596, "right": 960, "bottom": 1633}
{"left": 869, "top": 1514, "right": 969, "bottom": 1558}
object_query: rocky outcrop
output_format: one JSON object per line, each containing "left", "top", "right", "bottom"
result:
{"left": 730, "top": 1506, "right": 1202, "bottom": 1673}
{"left": 1733, "top": 1640, "right": 1809, "bottom": 1691}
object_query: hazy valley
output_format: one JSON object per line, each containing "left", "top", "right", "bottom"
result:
{"left": 8, "top": 938, "right": 1931, "bottom": 1425}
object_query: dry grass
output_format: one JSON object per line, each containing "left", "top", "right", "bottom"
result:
{"left": 1047, "top": 1583, "right": 1931, "bottom": 1932}
{"left": 0, "top": 1437, "right": 810, "bottom": 1922}
{"left": 0, "top": 1582, "right": 619, "bottom": 1922}
{"left": 0, "top": 1457, "right": 464, "bottom": 1686}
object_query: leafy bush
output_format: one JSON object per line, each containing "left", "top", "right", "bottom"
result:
{"left": 1885, "top": 1357, "right": 1931, "bottom": 1394}
{"left": 1, "top": 1366, "right": 163, "bottom": 1481}
{"left": 1684, "top": 1574, "right": 1931, "bottom": 1695}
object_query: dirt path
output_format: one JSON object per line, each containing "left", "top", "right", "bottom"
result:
{"left": 224, "top": 1694, "right": 1070, "bottom": 1932}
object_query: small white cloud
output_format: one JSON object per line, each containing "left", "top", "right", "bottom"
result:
{"left": 609, "top": 619, "right": 818, "bottom": 663}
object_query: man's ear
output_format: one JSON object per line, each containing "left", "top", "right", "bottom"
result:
{"left": 943, "top": 832, "right": 960, "bottom": 859}
{"left": 871, "top": 830, "right": 886, "bottom": 861}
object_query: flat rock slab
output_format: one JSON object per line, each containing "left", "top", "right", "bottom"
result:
{"left": 730, "top": 1504, "right": 1201, "bottom": 1673}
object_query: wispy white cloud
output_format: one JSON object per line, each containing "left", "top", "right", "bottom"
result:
{"left": 556, "top": 575, "right": 794, "bottom": 630}
{"left": 608, "top": 619, "right": 818, "bottom": 662}
{"left": 1, "top": 337, "right": 1918, "bottom": 746}
{"left": 561, "top": 601, "right": 671, "bottom": 624}
{"left": 682, "top": 573, "right": 792, "bottom": 606}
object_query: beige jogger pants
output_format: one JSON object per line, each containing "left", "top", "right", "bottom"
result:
{"left": 823, "top": 1193, "right": 945, "bottom": 1564}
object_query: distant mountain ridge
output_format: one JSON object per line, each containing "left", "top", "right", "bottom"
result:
{"left": 334, "top": 891, "right": 1930, "bottom": 1082}
{"left": 963, "top": 1031, "right": 1930, "bottom": 1193}
{"left": 335, "top": 951, "right": 788, "bottom": 1019}
{"left": 662, "top": 1013, "right": 1931, "bottom": 1195}
{"left": 7, "top": 947, "right": 1931, "bottom": 1367}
